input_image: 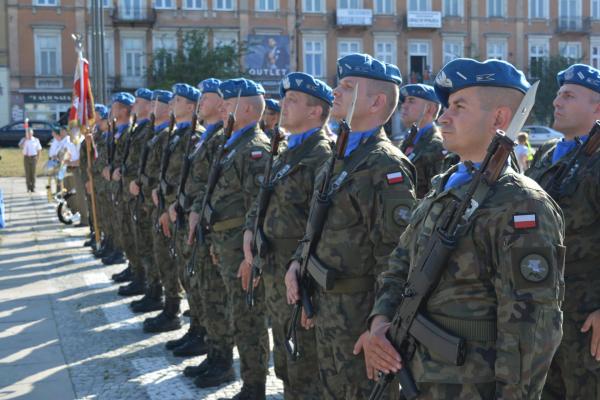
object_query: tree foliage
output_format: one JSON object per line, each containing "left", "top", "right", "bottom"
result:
{"left": 529, "top": 55, "right": 575, "bottom": 125}
{"left": 148, "top": 30, "right": 243, "bottom": 89}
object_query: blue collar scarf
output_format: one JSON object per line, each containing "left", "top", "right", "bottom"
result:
{"left": 287, "top": 127, "right": 320, "bottom": 150}
{"left": 115, "top": 123, "right": 129, "bottom": 139}
{"left": 177, "top": 121, "right": 192, "bottom": 130}
{"left": 154, "top": 120, "right": 170, "bottom": 133}
{"left": 225, "top": 122, "right": 257, "bottom": 149}
{"left": 413, "top": 122, "right": 433, "bottom": 146}
{"left": 201, "top": 122, "right": 221, "bottom": 142}
{"left": 444, "top": 162, "right": 481, "bottom": 191}
{"left": 344, "top": 127, "right": 379, "bottom": 157}
{"left": 552, "top": 135, "right": 588, "bottom": 164}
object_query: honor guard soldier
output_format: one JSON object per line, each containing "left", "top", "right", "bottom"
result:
{"left": 284, "top": 53, "right": 417, "bottom": 399}
{"left": 242, "top": 72, "right": 334, "bottom": 399}
{"left": 398, "top": 84, "right": 446, "bottom": 198}
{"left": 362, "top": 58, "right": 566, "bottom": 400}
{"left": 525, "top": 64, "right": 600, "bottom": 400}
{"left": 262, "top": 98, "right": 281, "bottom": 135}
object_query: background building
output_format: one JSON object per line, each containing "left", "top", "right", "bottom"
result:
{"left": 4, "top": 0, "right": 600, "bottom": 126}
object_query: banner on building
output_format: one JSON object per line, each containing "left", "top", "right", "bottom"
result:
{"left": 245, "top": 35, "right": 290, "bottom": 79}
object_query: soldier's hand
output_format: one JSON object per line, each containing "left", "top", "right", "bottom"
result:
{"left": 188, "top": 212, "right": 199, "bottom": 245}
{"left": 243, "top": 230, "right": 254, "bottom": 265}
{"left": 238, "top": 259, "right": 253, "bottom": 291}
{"left": 129, "top": 181, "right": 140, "bottom": 196}
{"left": 581, "top": 309, "right": 600, "bottom": 361}
{"left": 168, "top": 203, "right": 177, "bottom": 223}
{"left": 151, "top": 189, "right": 159, "bottom": 207}
{"left": 353, "top": 315, "right": 402, "bottom": 380}
{"left": 102, "top": 167, "right": 111, "bottom": 181}
{"left": 210, "top": 245, "right": 219, "bottom": 265}
{"left": 300, "top": 308, "right": 314, "bottom": 330}
{"left": 285, "top": 261, "right": 301, "bottom": 305}
{"left": 112, "top": 168, "right": 121, "bottom": 181}
{"left": 159, "top": 212, "right": 171, "bottom": 237}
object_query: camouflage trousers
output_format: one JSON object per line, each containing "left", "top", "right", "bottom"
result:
{"left": 117, "top": 197, "right": 144, "bottom": 280}
{"left": 543, "top": 278, "right": 600, "bottom": 400}
{"left": 211, "top": 227, "right": 269, "bottom": 385}
{"left": 262, "top": 243, "right": 320, "bottom": 399}
{"left": 151, "top": 208, "right": 183, "bottom": 301}
{"left": 410, "top": 383, "right": 494, "bottom": 399}
{"left": 132, "top": 202, "right": 159, "bottom": 286}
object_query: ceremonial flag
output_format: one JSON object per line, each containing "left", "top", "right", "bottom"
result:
{"left": 68, "top": 53, "right": 95, "bottom": 128}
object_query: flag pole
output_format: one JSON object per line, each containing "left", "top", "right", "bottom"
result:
{"left": 72, "top": 33, "right": 101, "bottom": 244}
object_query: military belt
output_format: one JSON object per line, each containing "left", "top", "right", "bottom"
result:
{"left": 429, "top": 314, "right": 496, "bottom": 342}
{"left": 308, "top": 254, "right": 375, "bottom": 293}
{"left": 212, "top": 216, "right": 245, "bottom": 232}
{"left": 160, "top": 179, "right": 174, "bottom": 196}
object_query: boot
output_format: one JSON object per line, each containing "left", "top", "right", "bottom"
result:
{"left": 118, "top": 277, "right": 145, "bottom": 296}
{"left": 217, "top": 383, "right": 266, "bottom": 400}
{"left": 94, "top": 237, "right": 112, "bottom": 258}
{"left": 172, "top": 325, "right": 208, "bottom": 357}
{"left": 165, "top": 325, "right": 194, "bottom": 350}
{"left": 184, "top": 354, "right": 212, "bottom": 378}
{"left": 194, "top": 348, "right": 236, "bottom": 388}
{"left": 143, "top": 298, "right": 181, "bottom": 333}
{"left": 182, "top": 309, "right": 191, "bottom": 317}
{"left": 130, "top": 283, "right": 163, "bottom": 313}
{"left": 102, "top": 250, "right": 125, "bottom": 265}
{"left": 112, "top": 264, "right": 132, "bottom": 282}
{"left": 83, "top": 237, "right": 95, "bottom": 247}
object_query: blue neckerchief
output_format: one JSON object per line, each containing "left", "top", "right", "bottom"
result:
{"left": 101, "top": 131, "right": 109, "bottom": 140}
{"left": 225, "top": 122, "right": 256, "bottom": 149}
{"left": 413, "top": 122, "right": 433, "bottom": 146}
{"left": 137, "top": 118, "right": 149, "bottom": 126}
{"left": 552, "top": 135, "right": 588, "bottom": 165}
{"left": 201, "top": 122, "right": 220, "bottom": 142}
{"left": 344, "top": 127, "right": 379, "bottom": 157}
{"left": 287, "top": 127, "right": 320, "bottom": 150}
{"left": 154, "top": 120, "right": 170, "bottom": 133}
{"left": 115, "top": 123, "right": 129, "bottom": 139}
{"left": 444, "top": 162, "right": 481, "bottom": 191}
{"left": 177, "top": 121, "right": 192, "bottom": 130}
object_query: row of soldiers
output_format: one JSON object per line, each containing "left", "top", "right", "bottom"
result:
{"left": 76, "top": 53, "right": 599, "bottom": 400}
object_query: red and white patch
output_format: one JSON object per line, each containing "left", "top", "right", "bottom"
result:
{"left": 251, "top": 151, "right": 263, "bottom": 160}
{"left": 513, "top": 214, "right": 537, "bottom": 229}
{"left": 386, "top": 172, "right": 404, "bottom": 184}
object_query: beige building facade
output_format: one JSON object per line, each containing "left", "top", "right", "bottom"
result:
{"left": 5, "top": 0, "right": 600, "bottom": 124}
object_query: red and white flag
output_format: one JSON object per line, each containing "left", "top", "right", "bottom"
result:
{"left": 513, "top": 214, "right": 537, "bottom": 229}
{"left": 386, "top": 172, "right": 404, "bottom": 184}
{"left": 68, "top": 53, "right": 95, "bottom": 128}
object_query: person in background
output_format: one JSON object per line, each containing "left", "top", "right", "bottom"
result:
{"left": 515, "top": 131, "right": 532, "bottom": 172}
{"left": 18, "top": 120, "right": 42, "bottom": 193}
{"left": 261, "top": 98, "right": 281, "bottom": 136}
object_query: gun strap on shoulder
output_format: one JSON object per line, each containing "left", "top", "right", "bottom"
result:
{"left": 327, "top": 133, "right": 380, "bottom": 194}
{"left": 270, "top": 134, "right": 329, "bottom": 186}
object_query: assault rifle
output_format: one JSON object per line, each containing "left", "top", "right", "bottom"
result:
{"left": 154, "top": 113, "right": 177, "bottom": 234}
{"left": 133, "top": 112, "right": 155, "bottom": 223}
{"left": 117, "top": 113, "right": 137, "bottom": 197}
{"left": 544, "top": 120, "right": 600, "bottom": 199}
{"left": 400, "top": 123, "right": 418, "bottom": 154}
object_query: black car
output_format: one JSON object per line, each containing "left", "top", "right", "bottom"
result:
{"left": 0, "top": 120, "right": 59, "bottom": 147}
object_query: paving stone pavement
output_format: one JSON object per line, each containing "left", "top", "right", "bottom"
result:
{"left": 0, "top": 177, "right": 284, "bottom": 400}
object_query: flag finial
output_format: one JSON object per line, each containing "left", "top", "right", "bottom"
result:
{"left": 71, "top": 33, "right": 83, "bottom": 53}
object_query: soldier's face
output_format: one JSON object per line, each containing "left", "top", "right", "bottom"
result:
{"left": 438, "top": 87, "right": 495, "bottom": 162}
{"left": 132, "top": 98, "right": 150, "bottom": 116}
{"left": 98, "top": 119, "right": 108, "bottom": 132}
{"left": 400, "top": 96, "right": 427, "bottom": 126}
{"left": 332, "top": 77, "right": 367, "bottom": 121}
{"left": 262, "top": 109, "right": 279, "bottom": 129}
{"left": 552, "top": 84, "right": 600, "bottom": 138}
{"left": 172, "top": 95, "right": 194, "bottom": 119}
{"left": 282, "top": 91, "right": 312, "bottom": 132}
{"left": 156, "top": 101, "right": 170, "bottom": 120}
{"left": 199, "top": 93, "right": 222, "bottom": 120}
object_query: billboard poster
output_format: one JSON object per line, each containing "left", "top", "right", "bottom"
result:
{"left": 245, "top": 35, "right": 290, "bottom": 81}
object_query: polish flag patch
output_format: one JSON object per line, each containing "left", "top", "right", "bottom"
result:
{"left": 386, "top": 172, "right": 404, "bottom": 184}
{"left": 513, "top": 214, "right": 537, "bottom": 229}
{"left": 251, "top": 151, "right": 263, "bottom": 160}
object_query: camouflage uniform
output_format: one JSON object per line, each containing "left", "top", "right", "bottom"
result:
{"left": 293, "top": 128, "right": 417, "bottom": 399}
{"left": 207, "top": 123, "right": 271, "bottom": 386}
{"left": 95, "top": 130, "right": 118, "bottom": 246}
{"left": 372, "top": 164, "right": 566, "bottom": 399}
{"left": 400, "top": 123, "right": 445, "bottom": 198}
{"left": 526, "top": 140, "right": 600, "bottom": 399}
{"left": 245, "top": 128, "right": 332, "bottom": 399}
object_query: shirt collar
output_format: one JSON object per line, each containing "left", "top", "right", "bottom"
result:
{"left": 177, "top": 121, "right": 192, "bottom": 130}
{"left": 225, "top": 121, "right": 257, "bottom": 149}
{"left": 137, "top": 118, "right": 150, "bottom": 126}
{"left": 414, "top": 122, "right": 433, "bottom": 145}
{"left": 201, "top": 122, "right": 221, "bottom": 142}
{"left": 344, "top": 127, "right": 379, "bottom": 157}
{"left": 443, "top": 161, "right": 481, "bottom": 191}
{"left": 287, "top": 127, "right": 320, "bottom": 150}
{"left": 155, "top": 120, "right": 170, "bottom": 133}
{"left": 115, "top": 123, "right": 129, "bottom": 138}
{"left": 552, "top": 135, "right": 588, "bottom": 164}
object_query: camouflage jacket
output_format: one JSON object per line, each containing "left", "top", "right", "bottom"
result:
{"left": 400, "top": 124, "right": 445, "bottom": 198}
{"left": 371, "top": 164, "right": 566, "bottom": 397}
{"left": 121, "top": 119, "right": 152, "bottom": 194}
{"left": 143, "top": 123, "right": 173, "bottom": 206}
{"left": 208, "top": 123, "right": 270, "bottom": 227}
{"left": 525, "top": 140, "right": 600, "bottom": 282}
{"left": 244, "top": 128, "right": 333, "bottom": 244}
{"left": 293, "top": 128, "right": 417, "bottom": 279}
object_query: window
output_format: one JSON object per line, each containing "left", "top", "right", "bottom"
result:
{"left": 558, "top": 0, "right": 582, "bottom": 29}
{"left": 257, "top": 0, "right": 276, "bottom": 11}
{"left": 407, "top": 40, "right": 432, "bottom": 83}
{"left": 594, "top": 0, "right": 600, "bottom": 19}
{"left": 34, "top": 0, "right": 58, "bottom": 5}
{"left": 374, "top": 0, "right": 393, "bottom": 14}
{"left": 408, "top": 0, "right": 429, "bottom": 11}
{"left": 34, "top": 31, "right": 61, "bottom": 77}
{"left": 88, "top": 0, "right": 112, "bottom": 8}
{"left": 443, "top": 0, "right": 462, "bottom": 16}
{"left": 591, "top": 40, "right": 600, "bottom": 69}
{"left": 214, "top": 0, "right": 234, "bottom": 10}
{"left": 374, "top": 37, "right": 396, "bottom": 64}
{"left": 183, "top": 0, "right": 204, "bottom": 9}
{"left": 120, "top": 0, "right": 145, "bottom": 19}
{"left": 529, "top": 0, "right": 548, "bottom": 19}
{"left": 303, "top": 36, "right": 326, "bottom": 78}
{"left": 443, "top": 37, "right": 463, "bottom": 65}
{"left": 487, "top": 38, "right": 507, "bottom": 60}
{"left": 487, "top": 0, "right": 503, "bottom": 17}
{"left": 528, "top": 37, "right": 549, "bottom": 78}
{"left": 153, "top": 31, "right": 177, "bottom": 71}
{"left": 559, "top": 41, "right": 581, "bottom": 61}
{"left": 338, "top": 39, "right": 362, "bottom": 59}
{"left": 213, "top": 30, "right": 237, "bottom": 47}
{"left": 121, "top": 35, "right": 146, "bottom": 87}
{"left": 154, "top": 0, "right": 174, "bottom": 8}
{"left": 338, "top": 0, "right": 361, "bottom": 8}
{"left": 303, "top": 0, "right": 324, "bottom": 12}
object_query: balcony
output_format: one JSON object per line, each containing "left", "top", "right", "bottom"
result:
{"left": 406, "top": 11, "right": 442, "bottom": 29}
{"left": 110, "top": 6, "right": 156, "bottom": 27}
{"left": 556, "top": 16, "right": 589, "bottom": 34}
{"left": 335, "top": 8, "right": 373, "bottom": 27}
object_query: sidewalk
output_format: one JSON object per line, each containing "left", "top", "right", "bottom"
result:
{"left": 0, "top": 177, "right": 283, "bottom": 400}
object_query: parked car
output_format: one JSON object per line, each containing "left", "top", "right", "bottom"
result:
{"left": 522, "top": 125, "right": 564, "bottom": 147}
{"left": 0, "top": 120, "right": 58, "bottom": 147}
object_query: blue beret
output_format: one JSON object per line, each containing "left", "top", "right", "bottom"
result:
{"left": 219, "top": 78, "right": 265, "bottom": 100}
{"left": 111, "top": 92, "right": 135, "bottom": 107}
{"left": 434, "top": 58, "right": 530, "bottom": 108}
{"left": 152, "top": 90, "right": 174, "bottom": 104}
{"left": 95, "top": 104, "right": 109, "bottom": 120}
{"left": 172, "top": 83, "right": 201, "bottom": 102}
{"left": 280, "top": 72, "right": 334, "bottom": 106}
{"left": 134, "top": 88, "right": 153, "bottom": 101}
{"left": 198, "top": 78, "right": 222, "bottom": 95}
{"left": 557, "top": 64, "right": 600, "bottom": 94}
{"left": 337, "top": 53, "right": 402, "bottom": 85}
{"left": 400, "top": 84, "right": 440, "bottom": 104}
{"left": 265, "top": 99, "right": 281, "bottom": 113}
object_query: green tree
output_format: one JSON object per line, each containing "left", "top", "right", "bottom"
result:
{"left": 529, "top": 55, "right": 574, "bottom": 126}
{"left": 148, "top": 30, "right": 243, "bottom": 89}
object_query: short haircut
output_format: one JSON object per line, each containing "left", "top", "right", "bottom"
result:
{"left": 366, "top": 80, "right": 399, "bottom": 121}
{"left": 247, "top": 96, "right": 265, "bottom": 116}
{"left": 476, "top": 87, "right": 523, "bottom": 114}
{"left": 517, "top": 131, "right": 528, "bottom": 143}
{"left": 304, "top": 93, "right": 331, "bottom": 124}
